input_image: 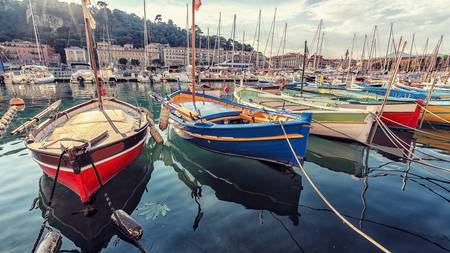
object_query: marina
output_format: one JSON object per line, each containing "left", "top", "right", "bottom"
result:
{"left": 0, "top": 0, "right": 449, "bottom": 252}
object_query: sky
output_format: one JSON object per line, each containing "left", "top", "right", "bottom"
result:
{"left": 63, "top": 0, "right": 450, "bottom": 58}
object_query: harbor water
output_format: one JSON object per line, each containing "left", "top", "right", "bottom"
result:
{"left": 0, "top": 82, "right": 449, "bottom": 253}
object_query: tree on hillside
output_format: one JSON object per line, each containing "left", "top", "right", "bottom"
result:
{"left": 118, "top": 58, "right": 128, "bottom": 65}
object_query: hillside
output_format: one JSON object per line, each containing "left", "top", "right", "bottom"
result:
{"left": 0, "top": 0, "right": 253, "bottom": 63}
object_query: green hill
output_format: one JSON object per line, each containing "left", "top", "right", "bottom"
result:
{"left": 0, "top": 0, "right": 253, "bottom": 63}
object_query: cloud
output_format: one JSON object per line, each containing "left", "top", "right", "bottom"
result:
{"left": 64, "top": 0, "right": 450, "bottom": 57}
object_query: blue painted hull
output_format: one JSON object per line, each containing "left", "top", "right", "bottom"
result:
{"left": 167, "top": 91, "right": 312, "bottom": 166}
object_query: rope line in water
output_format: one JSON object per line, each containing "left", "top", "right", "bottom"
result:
{"left": 311, "top": 118, "right": 450, "bottom": 180}
{"left": 278, "top": 121, "right": 392, "bottom": 253}
{"left": 373, "top": 115, "right": 450, "bottom": 177}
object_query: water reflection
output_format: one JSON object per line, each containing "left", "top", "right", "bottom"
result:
{"left": 37, "top": 151, "right": 154, "bottom": 253}
{"left": 152, "top": 129, "right": 303, "bottom": 227}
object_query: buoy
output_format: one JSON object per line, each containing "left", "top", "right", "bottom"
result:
{"left": 34, "top": 231, "right": 62, "bottom": 253}
{"left": 111, "top": 209, "right": 143, "bottom": 241}
{"left": 149, "top": 125, "right": 164, "bottom": 144}
{"left": 9, "top": 97, "right": 25, "bottom": 107}
{"left": 159, "top": 105, "right": 170, "bottom": 130}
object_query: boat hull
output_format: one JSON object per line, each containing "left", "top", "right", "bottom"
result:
{"left": 31, "top": 131, "right": 147, "bottom": 203}
{"left": 234, "top": 87, "right": 375, "bottom": 143}
{"left": 171, "top": 119, "right": 310, "bottom": 166}
{"left": 167, "top": 91, "right": 311, "bottom": 166}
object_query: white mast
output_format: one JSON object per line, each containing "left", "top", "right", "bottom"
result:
{"left": 241, "top": 31, "right": 245, "bottom": 64}
{"left": 255, "top": 9, "right": 261, "bottom": 69}
{"left": 268, "top": 8, "right": 277, "bottom": 69}
{"left": 231, "top": 14, "right": 237, "bottom": 64}
{"left": 29, "top": 0, "right": 42, "bottom": 64}
{"left": 280, "top": 22, "right": 287, "bottom": 69}
{"left": 383, "top": 23, "right": 393, "bottom": 72}
{"left": 346, "top": 33, "right": 356, "bottom": 86}
{"left": 207, "top": 27, "right": 210, "bottom": 66}
{"left": 185, "top": 3, "right": 190, "bottom": 66}
{"left": 217, "top": 12, "right": 222, "bottom": 63}
{"left": 143, "top": 0, "right": 149, "bottom": 68}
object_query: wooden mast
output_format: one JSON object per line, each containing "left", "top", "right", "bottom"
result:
{"left": 82, "top": 0, "right": 103, "bottom": 109}
{"left": 191, "top": 0, "right": 196, "bottom": 104}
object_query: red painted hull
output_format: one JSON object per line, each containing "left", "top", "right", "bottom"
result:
{"left": 380, "top": 102, "right": 423, "bottom": 128}
{"left": 38, "top": 140, "right": 145, "bottom": 203}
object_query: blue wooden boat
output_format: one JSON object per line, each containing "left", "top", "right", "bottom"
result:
{"left": 161, "top": 91, "right": 312, "bottom": 166}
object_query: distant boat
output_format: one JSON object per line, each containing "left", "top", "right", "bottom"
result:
{"left": 70, "top": 63, "right": 95, "bottom": 83}
{"left": 161, "top": 91, "right": 312, "bottom": 166}
{"left": 11, "top": 65, "right": 55, "bottom": 84}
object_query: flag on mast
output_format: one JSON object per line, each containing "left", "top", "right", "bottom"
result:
{"left": 194, "top": 0, "right": 202, "bottom": 11}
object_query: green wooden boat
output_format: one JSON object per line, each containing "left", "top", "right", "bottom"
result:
{"left": 234, "top": 86, "right": 376, "bottom": 143}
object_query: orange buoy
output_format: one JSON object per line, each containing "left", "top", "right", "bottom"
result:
{"left": 10, "top": 97, "right": 25, "bottom": 107}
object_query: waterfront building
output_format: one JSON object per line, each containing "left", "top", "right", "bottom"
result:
{"left": 0, "top": 40, "right": 61, "bottom": 66}
{"left": 64, "top": 46, "right": 89, "bottom": 65}
{"left": 269, "top": 53, "right": 305, "bottom": 69}
{"left": 96, "top": 42, "right": 165, "bottom": 68}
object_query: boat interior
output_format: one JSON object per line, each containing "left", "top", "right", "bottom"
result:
{"left": 28, "top": 99, "right": 146, "bottom": 154}
{"left": 170, "top": 92, "right": 297, "bottom": 125}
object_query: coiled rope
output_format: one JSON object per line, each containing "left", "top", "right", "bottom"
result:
{"left": 278, "top": 121, "right": 391, "bottom": 253}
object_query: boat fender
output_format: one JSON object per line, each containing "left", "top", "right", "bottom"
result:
{"left": 0, "top": 118, "right": 8, "bottom": 125}
{"left": 2, "top": 115, "right": 11, "bottom": 121}
{"left": 111, "top": 209, "right": 143, "bottom": 241}
{"left": 0, "top": 123, "right": 5, "bottom": 130}
{"left": 149, "top": 126, "right": 164, "bottom": 144}
{"left": 159, "top": 105, "right": 170, "bottom": 130}
{"left": 34, "top": 231, "right": 62, "bottom": 253}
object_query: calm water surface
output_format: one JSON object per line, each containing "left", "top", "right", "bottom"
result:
{"left": 0, "top": 82, "right": 449, "bottom": 253}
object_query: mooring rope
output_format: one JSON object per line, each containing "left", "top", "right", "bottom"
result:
{"left": 31, "top": 150, "right": 66, "bottom": 253}
{"left": 374, "top": 115, "right": 450, "bottom": 173}
{"left": 278, "top": 121, "right": 391, "bottom": 253}
{"left": 311, "top": 118, "right": 450, "bottom": 182}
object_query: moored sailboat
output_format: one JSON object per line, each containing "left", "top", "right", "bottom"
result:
{"left": 234, "top": 86, "right": 376, "bottom": 143}
{"left": 156, "top": 0, "right": 312, "bottom": 166}
{"left": 23, "top": 0, "right": 151, "bottom": 203}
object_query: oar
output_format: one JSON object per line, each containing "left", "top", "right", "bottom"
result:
{"left": 10, "top": 100, "right": 61, "bottom": 135}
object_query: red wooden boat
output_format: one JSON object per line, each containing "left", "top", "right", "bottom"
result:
{"left": 26, "top": 98, "right": 149, "bottom": 203}
{"left": 24, "top": 0, "right": 149, "bottom": 203}
{"left": 340, "top": 100, "right": 423, "bottom": 128}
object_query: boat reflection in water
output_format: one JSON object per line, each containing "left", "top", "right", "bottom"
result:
{"left": 153, "top": 129, "right": 303, "bottom": 227}
{"left": 37, "top": 154, "right": 153, "bottom": 253}
{"left": 306, "top": 128, "right": 415, "bottom": 177}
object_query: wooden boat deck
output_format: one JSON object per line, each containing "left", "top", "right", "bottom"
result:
{"left": 29, "top": 109, "right": 138, "bottom": 152}
{"left": 249, "top": 97, "right": 311, "bottom": 111}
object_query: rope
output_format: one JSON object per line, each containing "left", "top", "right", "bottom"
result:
{"left": 418, "top": 103, "right": 450, "bottom": 124}
{"left": 31, "top": 151, "right": 66, "bottom": 253}
{"left": 312, "top": 117, "right": 450, "bottom": 178}
{"left": 278, "top": 121, "right": 391, "bottom": 253}
{"left": 374, "top": 115, "right": 450, "bottom": 174}
{"left": 88, "top": 155, "right": 148, "bottom": 253}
